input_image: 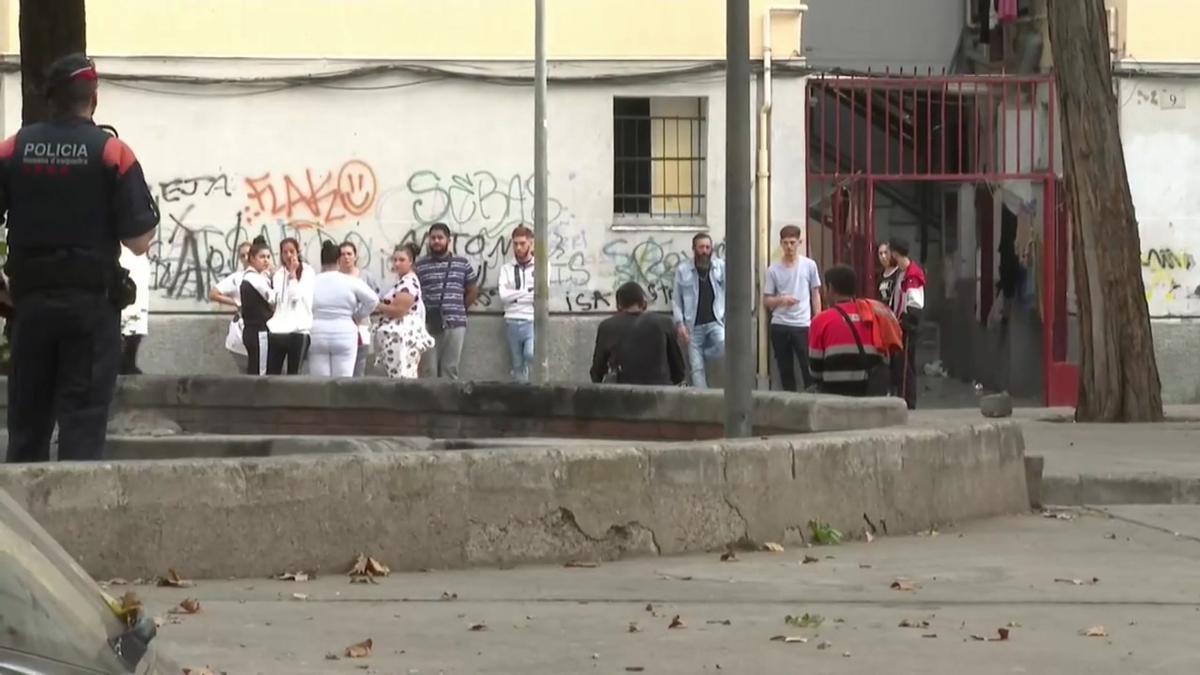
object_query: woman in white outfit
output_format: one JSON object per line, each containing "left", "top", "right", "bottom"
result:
{"left": 118, "top": 244, "right": 150, "bottom": 374}
{"left": 266, "top": 237, "right": 314, "bottom": 374}
{"left": 374, "top": 243, "right": 435, "bottom": 379}
{"left": 209, "top": 241, "right": 253, "bottom": 372}
{"left": 310, "top": 241, "right": 379, "bottom": 377}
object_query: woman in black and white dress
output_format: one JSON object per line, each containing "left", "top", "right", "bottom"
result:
{"left": 239, "top": 238, "right": 276, "bottom": 375}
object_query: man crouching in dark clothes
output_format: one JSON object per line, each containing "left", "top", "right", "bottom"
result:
{"left": 590, "top": 282, "right": 687, "bottom": 386}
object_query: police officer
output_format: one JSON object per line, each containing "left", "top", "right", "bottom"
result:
{"left": 0, "top": 53, "right": 159, "bottom": 463}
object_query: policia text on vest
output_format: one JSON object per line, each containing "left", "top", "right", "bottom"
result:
{"left": 0, "top": 54, "right": 159, "bottom": 463}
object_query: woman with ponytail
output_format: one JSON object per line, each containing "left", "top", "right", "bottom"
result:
{"left": 308, "top": 240, "right": 379, "bottom": 376}
{"left": 238, "top": 237, "right": 276, "bottom": 374}
{"left": 266, "top": 237, "right": 314, "bottom": 374}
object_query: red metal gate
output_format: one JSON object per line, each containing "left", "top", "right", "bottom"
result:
{"left": 805, "top": 72, "right": 1076, "bottom": 406}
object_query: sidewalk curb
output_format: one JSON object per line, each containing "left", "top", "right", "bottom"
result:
{"left": 1042, "top": 474, "right": 1200, "bottom": 505}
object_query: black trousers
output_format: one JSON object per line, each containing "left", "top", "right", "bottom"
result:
{"left": 119, "top": 334, "right": 143, "bottom": 375}
{"left": 267, "top": 332, "right": 310, "bottom": 375}
{"left": 6, "top": 290, "right": 121, "bottom": 463}
{"left": 891, "top": 329, "right": 918, "bottom": 410}
{"left": 770, "top": 324, "right": 812, "bottom": 392}
{"left": 243, "top": 326, "right": 269, "bottom": 375}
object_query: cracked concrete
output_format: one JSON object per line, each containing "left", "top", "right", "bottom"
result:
{"left": 0, "top": 421, "right": 1028, "bottom": 579}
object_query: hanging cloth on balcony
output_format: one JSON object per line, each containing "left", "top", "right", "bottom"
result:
{"left": 997, "top": 0, "right": 1019, "bottom": 24}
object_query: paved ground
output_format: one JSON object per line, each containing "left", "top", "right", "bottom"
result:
{"left": 137, "top": 507, "right": 1200, "bottom": 674}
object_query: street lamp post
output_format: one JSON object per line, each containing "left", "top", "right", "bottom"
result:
{"left": 724, "top": 0, "right": 754, "bottom": 437}
{"left": 532, "top": 0, "right": 550, "bottom": 384}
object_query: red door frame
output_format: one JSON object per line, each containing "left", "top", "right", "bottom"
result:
{"left": 806, "top": 73, "right": 1077, "bottom": 406}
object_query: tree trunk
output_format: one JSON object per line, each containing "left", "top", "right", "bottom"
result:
{"left": 1047, "top": 0, "right": 1163, "bottom": 422}
{"left": 19, "top": 0, "right": 87, "bottom": 126}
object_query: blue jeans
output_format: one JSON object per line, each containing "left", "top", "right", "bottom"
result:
{"left": 505, "top": 319, "right": 535, "bottom": 382}
{"left": 687, "top": 321, "right": 725, "bottom": 388}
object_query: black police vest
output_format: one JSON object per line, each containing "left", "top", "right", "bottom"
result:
{"left": 5, "top": 119, "right": 119, "bottom": 260}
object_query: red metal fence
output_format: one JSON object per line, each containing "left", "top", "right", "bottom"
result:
{"left": 804, "top": 72, "right": 1076, "bottom": 405}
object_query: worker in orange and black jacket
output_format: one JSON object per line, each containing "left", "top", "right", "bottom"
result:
{"left": 0, "top": 53, "right": 159, "bottom": 463}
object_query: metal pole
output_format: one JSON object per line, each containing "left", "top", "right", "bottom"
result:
{"left": 725, "top": 0, "right": 753, "bottom": 437}
{"left": 532, "top": 0, "right": 550, "bottom": 384}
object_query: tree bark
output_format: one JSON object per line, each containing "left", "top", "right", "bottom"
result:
{"left": 19, "top": 0, "right": 87, "bottom": 126}
{"left": 1047, "top": 0, "right": 1163, "bottom": 422}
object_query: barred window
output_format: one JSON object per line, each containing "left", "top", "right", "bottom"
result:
{"left": 613, "top": 96, "right": 707, "bottom": 229}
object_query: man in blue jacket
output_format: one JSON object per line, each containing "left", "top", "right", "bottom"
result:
{"left": 672, "top": 233, "right": 725, "bottom": 388}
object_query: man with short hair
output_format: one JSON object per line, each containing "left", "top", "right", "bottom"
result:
{"left": 416, "top": 222, "right": 479, "bottom": 379}
{"left": 887, "top": 238, "right": 925, "bottom": 409}
{"left": 763, "top": 225, "right": 823, "bottom": 392}
{"left": 1, "top": 54, "right": 159, "bottom": 462}
{"left": 590, "top": 282, "right": 686, "bottom": 386}
{"left": 672, "top": 233, "right": 725, "bottom": 388}
{"left": 498, "top": 224, "right": 535, "bottom": 382}
{"left": 808, "top": 265, "right": 892, "bottom": 397}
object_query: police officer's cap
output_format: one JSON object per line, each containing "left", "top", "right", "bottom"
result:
{"left": 45, "top": 53, "right": 97, "bottom": 97}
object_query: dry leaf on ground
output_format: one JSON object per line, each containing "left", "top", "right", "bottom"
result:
{"left": 802, "top": 555, "right": 820, "bottom": 565}
{"left": 890, "top": 579, "right": 917, "bottom": 591}
{"left": 645, "top": 603, "right": 655, "bottom": 613}
{"left": 899, "top": 619, "right": 931, "bottom": 628}
{"left": 816, "top": 640, "right": 833, "bottom": 650}
{"left": 770, "top": 635, "right": 808, "bottom": 643}
{"left": 564, "top": 561, "right": 599, "bottom": 568}
{"left": 276, "top": 571, "right": 310, "bottom": 582}
{"left": 116, "top": 591, "right": 143, "bottom": 626}
{"left": 178, "top": 598, "right": 201, "bottom": 614}
{"left": 668, "top": 615, "right": 686, "bottom": 629}
{"left": 1082, "top": 626, "right": 1108, "bottom": 637}
{"left": 720, "top": 549, "right": 738, "bottom": 562}
{"left": 344, "top": 638, "right": 373, "bottom": 658}
{"left": 348, "top": 553, "right": 390, "bottom": 577}
{"left": 762, "top": 542, "right": 785, "bottom": 552}
{"left": 628, "top": 622, "right": 642, "bottom": 633}
{"left": 158, "top": 568, "right": 194, "bottom": 588}
{"left": 469, "top": 622, "right": 489, "bottom": 632}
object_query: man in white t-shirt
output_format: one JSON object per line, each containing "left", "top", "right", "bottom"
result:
{"left": 763, "top": 225, "right": 823, "bottom": 392}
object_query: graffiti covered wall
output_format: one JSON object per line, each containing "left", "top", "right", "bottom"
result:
{"left": 57, "top": 66, "right": 783, "bottom": 314}
{"left": 1122, "top": 78, "right": 1200, "bottom": 319}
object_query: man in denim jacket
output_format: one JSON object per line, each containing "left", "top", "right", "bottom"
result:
{"left": 672, "top": 233, "right": 725, "bottom": 388}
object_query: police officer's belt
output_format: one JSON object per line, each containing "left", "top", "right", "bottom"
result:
{"left": 5, "top": 247, "right": 120, "bottom": 298}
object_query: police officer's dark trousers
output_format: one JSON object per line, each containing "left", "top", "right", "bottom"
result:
{"left": 6, "top": 289, "right": 121, "bottom": 462}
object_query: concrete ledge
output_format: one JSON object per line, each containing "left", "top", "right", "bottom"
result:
{"left": 4, "top": 375, "right": 909, "bottom": 441}
{"left": 0, "top": 422, "right": 1027, "bottom": 579}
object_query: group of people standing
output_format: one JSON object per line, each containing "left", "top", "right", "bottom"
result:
{"left": 664, "top": 225, "right": 924, "bottom": 407}
{"left": 209, "top": 232, "right": 443, "bottom": 380}
{"left": 204, "top": 222, "right": 541, "bottom": 383}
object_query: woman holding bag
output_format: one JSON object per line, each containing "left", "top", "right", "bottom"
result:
{"left": 374, "top": 243, "right": 434, "bottom": 379}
